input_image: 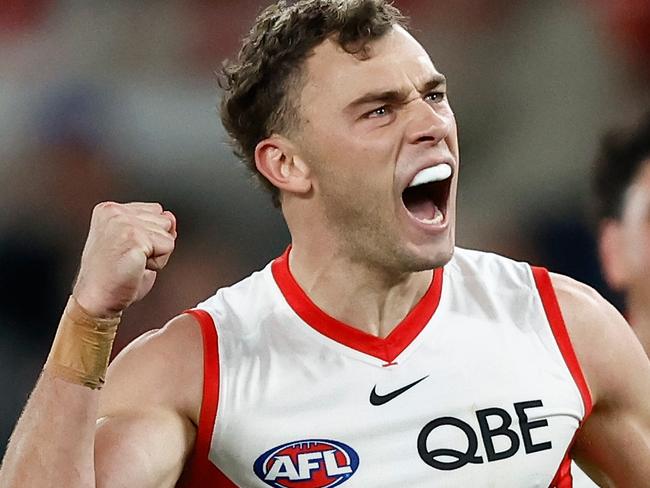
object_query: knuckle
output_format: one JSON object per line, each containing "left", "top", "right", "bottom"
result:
{"left": 94, "top": 201, "right": 124, "bottom": 221}
{"left": 105, "top": 214, "right": 128, "bottom": 234}
{"left": 96, "top": 201, "right": 118, "bottom": 213}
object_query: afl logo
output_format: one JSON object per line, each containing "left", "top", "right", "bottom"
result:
{"left": 253, "top": 439, "right": 359, "bottom": 488}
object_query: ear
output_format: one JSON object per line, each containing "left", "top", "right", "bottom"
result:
{"left": 598, "top": 219, "right": 628, "bottom": 291}
{"left": 254, "top": 136, "right": 312, "bottom": 198}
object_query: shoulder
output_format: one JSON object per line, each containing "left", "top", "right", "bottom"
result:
{"left": 548, "top": 272, "right": 646, "bottom": 407}
{"left": 198, "top": 263, "right": 274, "bottom": 312}
{"left": 446, "top": 247, "right": 533, "bottom": 288}
{"left": 99, "top": 313, "right": 204, "bottom": 425}
{"left": 549, "top": 274, "right": 650, "bottom": 482}
{"left": 449, "top": 246, "right": 528, "bottom": 269}
{"left": 197, "top": 262, "right": 279, "bottom": 339}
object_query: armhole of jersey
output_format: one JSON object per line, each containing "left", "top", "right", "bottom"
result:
{"left": 532, "top": 267, "right": 595, "bottom": 488}
{"left": 532, "top": 267, "right": 593, "bottom": 488}
{"left": 531, "top": 267, "right": 593, "bottom": 418}
{"left": 177, "top": 309, "right": 237, "bottom": 487}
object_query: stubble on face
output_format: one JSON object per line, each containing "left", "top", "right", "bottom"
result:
{"left": 288, "top": 28, "right": 458, "bottom": 275}
{"left": 316, "top": 158, "right": 412, "bottom": 271}
{"left": 300, "top": 128, "right": 453, "bottom": 276}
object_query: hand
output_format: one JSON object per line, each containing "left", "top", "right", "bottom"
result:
{"left": 72, "top": 202, "right": 177, "bottom": 317}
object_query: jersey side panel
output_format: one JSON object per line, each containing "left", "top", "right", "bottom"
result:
{"left": 530, "top": 266, "right": 595, "bottom": 488}
{"left": 175, "top": 309, "right": 238, "bottom": 487}
{"left": 446, "top": 249, "right": 586, "bottom": 488}
{"left": 531, "top": 267, "right": 593, "bottom": 416}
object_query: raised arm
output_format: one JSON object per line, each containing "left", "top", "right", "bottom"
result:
{"left": 0, "top": 202, "right": 200, "bottom": 488}
{"left": 94, "top": 313, "right": 203, "bottom": 487}
{"left": 552, "top": 273, "right": 650, "bottom": 486}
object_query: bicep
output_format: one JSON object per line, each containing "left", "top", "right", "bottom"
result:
{"left": 95, "top": 409, "right": 195, "bottom": 488}
{"left": 551, "top": 273, "right": 650, "bottom": 485}
{"left": 94, "top": 315, "right": 203, "bottom": 487}
{"left": 573, "top": 402, "right": 650, "bottom": 487}
{"left": 573, "top": 330, "right": 650, "bottom": 485}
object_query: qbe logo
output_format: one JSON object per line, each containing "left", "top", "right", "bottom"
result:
{"left": 253, "top": 439, "right": 359, "bottom": 488}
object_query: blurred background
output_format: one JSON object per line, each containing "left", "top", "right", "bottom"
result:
{"left": 1, "top": 0, "right": 649, "bottom": 452}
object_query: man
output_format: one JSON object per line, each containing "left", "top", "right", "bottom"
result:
{"left": 594, "top": 111, "right": 650, "bottom": 355}
{"left": 1, "top": 1, "right": 650, "bottom": 486}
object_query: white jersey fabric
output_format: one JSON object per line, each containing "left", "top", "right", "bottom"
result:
{"left": 177, "top": 247, "right": 593, "bottom": 488}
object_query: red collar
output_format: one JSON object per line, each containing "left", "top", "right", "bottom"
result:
{"left": 271, "top": 247, "right": 444, "bottom": 363}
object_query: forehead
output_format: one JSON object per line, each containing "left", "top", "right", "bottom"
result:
{"left": 300, "top": 26, "right": 441, "bottom": 111}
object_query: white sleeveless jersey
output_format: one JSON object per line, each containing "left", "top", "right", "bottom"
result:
{"left": 177, "top": 247, "right": 593, "bottom": 488}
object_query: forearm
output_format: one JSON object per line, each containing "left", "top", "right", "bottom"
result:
{"left": 0, "top": 370, "right": 99, "bottom": 487}
{"left": 1, "top": 294, "right": 119, "bottom": 487}
{"left": 1, "top": 202, "right": 177, "bottom": 487}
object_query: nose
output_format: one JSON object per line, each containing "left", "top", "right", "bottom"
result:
{"left": 406, "top": 100, "right": 452, "bottom": 146}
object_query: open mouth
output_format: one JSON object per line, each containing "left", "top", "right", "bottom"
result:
{"left": 401, "top": 164, "right": 452, "bottom": 225}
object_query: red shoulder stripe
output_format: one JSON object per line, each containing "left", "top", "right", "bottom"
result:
{"left": 176, "top": 309, "right": 237, "bottom": 487}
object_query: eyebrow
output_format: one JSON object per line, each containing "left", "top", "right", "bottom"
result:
{"left": 345, "top": 74, "right": 447, "bottom": 111}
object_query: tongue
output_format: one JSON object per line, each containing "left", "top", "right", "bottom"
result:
{"left": 403, "top": 191, "right": 437, "bottom": 221}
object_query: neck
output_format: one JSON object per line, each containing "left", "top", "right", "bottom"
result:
{"left": 288, "top": 240, "right": 433, "bottom": 338}
{"left": 627, "top": 288, "right": 650, "bottom": 358}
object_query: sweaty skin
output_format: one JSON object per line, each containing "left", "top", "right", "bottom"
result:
{"left": 2, "top": 25, "right": 650, "bottom": 488}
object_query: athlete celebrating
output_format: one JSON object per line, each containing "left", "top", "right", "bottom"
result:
{"left": 2, "top": 1, "right": 650, "bottom": 487}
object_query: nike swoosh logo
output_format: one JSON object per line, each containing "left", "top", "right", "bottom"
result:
{"left": 369, "top": 375, "right": 429, "bottom": 406}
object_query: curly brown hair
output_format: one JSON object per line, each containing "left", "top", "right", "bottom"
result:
{"left": 219, "top": 0, "right": 406, "bottom": 207}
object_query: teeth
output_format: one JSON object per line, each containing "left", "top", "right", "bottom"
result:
{"left": 417, "top": 206, "right": 444, "bottom": 225}
{"left": 408, "top": 163, "right": 452, "bottom": 188}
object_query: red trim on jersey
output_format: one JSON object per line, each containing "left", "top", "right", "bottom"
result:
{"left": 532, "top": 267, "right": 593, "bottom": 488}
{"left": 531, "top": 267, "right": 593, "bottom": 417}
{"left": 176, "top": 309, "right": 237, "bottom": 488}
{"left": 548, "top": 417, "right": 592, "bottom": 488}
{"left": 271, "top": 246, "right": 444, "bottom": 363}
{"left": 548, "top": 451, "right": 573, "bottom": 487}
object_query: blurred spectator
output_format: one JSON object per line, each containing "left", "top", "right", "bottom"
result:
{"left": 593, "top": 110, "right": 650, "bottom": 352}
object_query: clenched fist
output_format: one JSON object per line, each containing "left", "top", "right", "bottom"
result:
{"left": 72, "top": 202, "right": 177, "bottom": 318}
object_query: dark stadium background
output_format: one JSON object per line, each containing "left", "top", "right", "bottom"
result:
{"left": 1, "top": 0, "right": 649, "bottom": 452}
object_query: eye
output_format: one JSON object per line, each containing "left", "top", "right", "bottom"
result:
{"left": 424, "top": 91, "right": 446, "bottom": 103}
{"left": 365, "top": 105, "right": 391, "bottom": 118}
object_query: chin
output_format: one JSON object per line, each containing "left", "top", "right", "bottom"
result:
{"left": 400, "top": 240, "right": 455, "bottom": 272}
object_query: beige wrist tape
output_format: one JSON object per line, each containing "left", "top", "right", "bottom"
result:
{"left": 45, "top": 296, "right": 120, "bottom": 390}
